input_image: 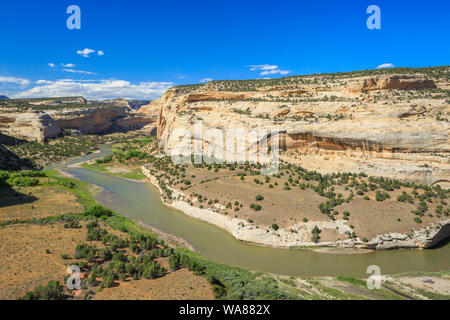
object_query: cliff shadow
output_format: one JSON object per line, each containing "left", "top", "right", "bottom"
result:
{"left": 0, "top": 185, "right": 38, "bottom": 209}
{"left": 428, "top": 234, "right": 450, "bottom": 249}
{"left": 0, "top": 134, "right": 36, "bottom": 170}
{"left": 427, "top": 224, "right": 450, "bottom": 249}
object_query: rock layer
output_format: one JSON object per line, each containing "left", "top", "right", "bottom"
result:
{"left": 147, "top": 71, "right": 449, "bottom": 185}
{"left": 9, "top": 112, "right": 61, "bottom": 143}
{"left": 1, "top": 103, "right": 156, "bottom": 143}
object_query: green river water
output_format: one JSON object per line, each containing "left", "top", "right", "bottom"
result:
{"left": 57, "top": 145, "right": 450, "bottom": 278}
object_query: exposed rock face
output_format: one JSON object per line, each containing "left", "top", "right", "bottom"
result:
{"left": 50, "top": 106, "right": 128, "bottom": 134}
{"left": 28, "top": 96, "right": 87, "bottom": 106}
{"left": 186, "top": 92, "right": 254, "bottom": 102}
{"left": 1, "top": 102, "right": 156, "bottom": 143}
{"left": 138, "top": 101, "right": 159, "bottom": 118}
{"left": 8, "top": 112, "right": 61, "bottom": 143}
{"left": 114, "top": 114, "right": 156, "bottom": 131}
{"left": 348, "top": 74, "right": 436, "bottom": 93}
{"left": 148, "top": 70, "right": 449, "bottom": 185}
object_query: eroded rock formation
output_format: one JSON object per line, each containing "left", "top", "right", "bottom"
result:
{"left": 0, "top": 99, "right": 156, "bottom": 143}
{"left": 348, "top": 74, "right": 436, "bottom": 94}
{"left": 146, "top": 70, "right": 450, "bottom": 185}
{"left": 9, "top": 112, "right": 61, "bottom": 143}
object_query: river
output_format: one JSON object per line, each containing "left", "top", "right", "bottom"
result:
{"left": 56, "top": 145, "right": 450, "bottom": 278}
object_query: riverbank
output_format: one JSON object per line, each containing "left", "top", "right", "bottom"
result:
{"left": 141, "top": 166, "right": 450, "bottom": 252}
{"left": 68, "top": 159, "right": 148, "bottom": 183}
{"left": 58, "top": 146, "right": 450, "bottom": 278}
{"left": 7, "top": 168, "right": 418, "bottom": 300}
{"left": 134, "top": 220, "right": 197, "bottom": 252}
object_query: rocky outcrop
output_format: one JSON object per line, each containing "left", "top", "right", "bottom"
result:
{"left": 1, "top": 104, "right": 156, "bottom": 143}
{"left": 50, "top": 106, "right": 128, "bottom": 134}
{"left": 348, "top": 74, "right": 436, "bottom": 93}
{"left": 142, "top": 165, "right": 450, "bottom": 250}
{"left": 8, "top": 112, "right": 61, "bottom": 143}
{"left": 149, "top": 70, "right": 449, "bottom": 185}
{"left": 114, "top": 114, "right": 156, "bottom": 131}
{"left": 361, "top": 220, "right": 450, "bottom": 250}
{"left": 186, "top": 92, "right": 254, "bottom": 102}
{"left": 28, "top": 96, "right": 87, "bottom": 106}
{"left": 139, "top": 101, "right": 159, "bottom": 118}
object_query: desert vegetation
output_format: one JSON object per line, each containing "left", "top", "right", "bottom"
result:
{"left": 0, "top": 131, "right": 148, "bottom": 170}
{"left": 142, "top": 135, "right": 449, "bottom": 243}
{"left": 170, "top": 66, "right": 450, "bottom": 93}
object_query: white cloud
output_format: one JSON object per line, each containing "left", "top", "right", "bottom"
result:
{"left": 376, "top": 63, "right": 395, "bottom": 69}
{"left": 77, "top": 48, "right": 96, "bottom": 58}
{"left": 62, "top": 63, "right": 76, "bottom": 68}
{"left": 200, "top": 78, "right": 213, "bottom": 83}
{"left": 0, "top": 76, "right": 30, "bottom": 86}
{"left": 62, "top": 69, "right": 96, "bottom": 75}
{"left": 12, "top": 79, "right": 174, "bottom": 100}
{"left": 36, "top": 80, "right": 53, "bottom": 84}
{"left": 97, "top": 50, "right": 104, "bottom": 56}
{"left": 48, "top": 63, "right": 92, "bottom": 74}
{"left": 250, "top": 64, "right": 278, "bottom": 71}
{"left": 260, "top": 69, "right": 291, "bottom": 75}
{"left": 249, "top": 64, "right": 290, "bottom": 76}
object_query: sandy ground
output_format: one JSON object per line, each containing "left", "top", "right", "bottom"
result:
{"left": 0, "top": 221, "right": 106, "bottom": 300}
{"left": 105, "top": 166, "right": 132, "bottom": 174}
{"left": 0, "top": 185, "right": 84, "bottom": 221}
{"left": 142, "top": 159, "right": 449, "bottom": 249}
{"left": 93, "top": 268, "right": 215, "bottom": 300}
{"left": 312, "top": 247, "right": 374, "bottom": 255}
{"left": 397, "top": 276, "right": 450, "bottom": 297}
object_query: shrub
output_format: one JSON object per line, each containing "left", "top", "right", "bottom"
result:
{"left": 250, "top": 203, "right": 262, "bottom": 211}
{"left": 8, "top": 176, "right": 39, "bottom": 187}
{"left": 311, "top": 225, "right": 321, "bottom": 243}
{"left": 61, "top": 253, "right": 70, "bottom": 260}
{"left": 86, "top": 228, "right": 102, "bottom": 241}
{"left": 84, "top": 206, "right": 113, "bottom": 219}
{"left": 19, "top": 281, "right": 64, "bottom": 300}
{"left": 343, "top": 211, "right": 350, "bottom": 220}
{"left": 271, "top": 224, "right": 279, "bottom": 231}
{"left": 168, "top": 254, "right": 180, "bottom": 271}
{"left": 397, "top": 192, "right": 414, "bottom": 203}
{"left": 99, "top": 248, "right": 113, "bottom": 261}
{"left": 64, "top": 220, "right": 80, "bottom": 229}
{"left": 96, "top": 155, "right": 113, "bottom": 164}
{"left": 103, "top": 275, "right": 115, "bottom": 288}
{"left": 376, "top": 190, "right": 390, "bottom": 201}
{"left": 74, "top": 244, "right": 96, "bottom": 259}
{"left": 255, "top": 195, "right": 264, "bottom": 201}
{"left": 142, "top": 262, "right": 166, "bottom": 279}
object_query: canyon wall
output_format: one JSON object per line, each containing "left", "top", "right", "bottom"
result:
{"left": 146, "top": 72, "right": 449, "bottom": 185}
{"left": 0, "top": 104, "right": 156, "bottom": 143}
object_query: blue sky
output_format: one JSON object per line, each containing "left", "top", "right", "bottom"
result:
{"left": 0, "top": 0, "right": 448, "bottom": 100}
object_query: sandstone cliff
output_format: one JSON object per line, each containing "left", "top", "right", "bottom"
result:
{"left": 8, "top": 112, "right": 61, "bottom": 143}
{"left": 146, "top": 69, "right": 450, "bottom": 185}
{"left": 0, "top": 98, "right": 156, "bottom": 143}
